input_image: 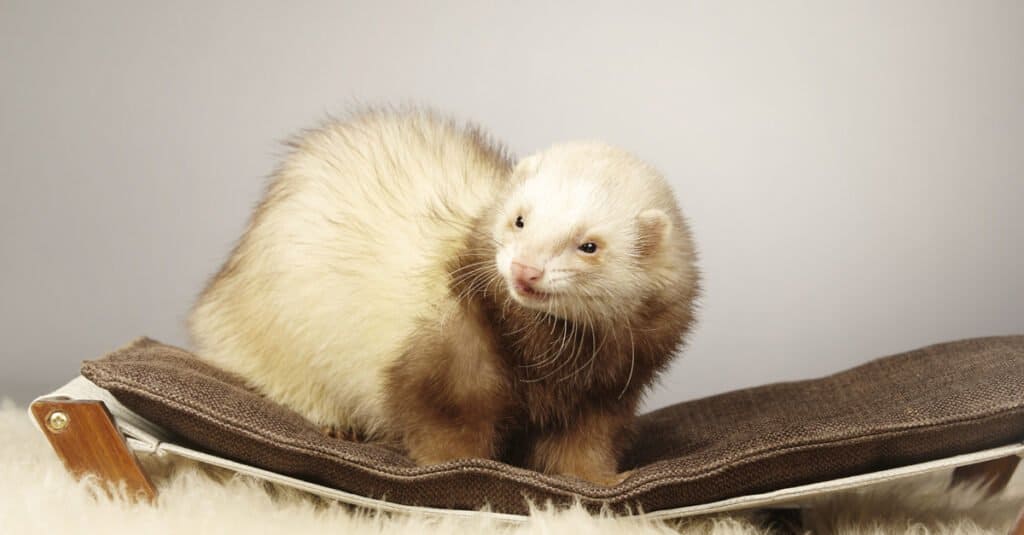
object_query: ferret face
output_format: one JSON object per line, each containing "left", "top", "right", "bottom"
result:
{"left": 493, "top": 143, "right": 675, "bottom": 322}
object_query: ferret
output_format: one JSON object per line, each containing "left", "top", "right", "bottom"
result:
{"left": 189, "top": 108, "right": 699, "bottom": 485}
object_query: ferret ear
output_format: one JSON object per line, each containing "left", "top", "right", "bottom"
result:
{"left": 511, "top": 154, "right": 542, "bottom": 183}
{"left": 636, "top": 209, "right": 672, "bottom": 257}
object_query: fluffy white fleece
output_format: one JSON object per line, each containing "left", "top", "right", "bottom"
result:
{"left": 0, "top": 400, "right": 1020, "bottom": 534}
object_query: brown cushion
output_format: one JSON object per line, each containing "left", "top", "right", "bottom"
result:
{"left": 80, "top": 336, "right": 1024, "bottom": 515}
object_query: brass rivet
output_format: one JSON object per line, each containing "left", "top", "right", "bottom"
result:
{"left": 46, "top": 410, "right": 70, "bottom": 432}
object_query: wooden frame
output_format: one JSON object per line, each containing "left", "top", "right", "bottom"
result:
{"left": 29, "top": 397, "right": 1023, "bottom": 529}
{"left": 30, "top": 398, "right": 156, "bottom": 502}
{"left": 951, "top": 454, "right": 1021, "bottom": 496}
{"left": 950, "top": 456, "right": 1024, "bottom": 535}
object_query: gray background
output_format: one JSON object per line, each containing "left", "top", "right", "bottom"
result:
{"left": 2, "top": 1, "right": 1022, "bottom": 410}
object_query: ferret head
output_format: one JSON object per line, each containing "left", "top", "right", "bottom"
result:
{"left": 493, "top": 142, "right": 693, "bottom": 323}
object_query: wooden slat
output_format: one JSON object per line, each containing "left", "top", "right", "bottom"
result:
{"left": 949, "top": 454, "right": 1020, "bottom": 497}
{"left": 30, "top": 398, "right": 156, "bottom": 502}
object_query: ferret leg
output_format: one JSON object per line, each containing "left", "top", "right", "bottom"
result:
{"left": 403, "top": 414, "right": 499, "bottom": 465}
{"left": 527, "top": 408, "right": 630, "bottom": 486}
{"left": 386, "top": 310, "right": 511, "bottom": 465}
{"left": 394, "top": 363, "right": 506, "bottom": 464}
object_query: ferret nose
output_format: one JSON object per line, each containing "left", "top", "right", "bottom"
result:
{"left": 511, "top": 261, "right": 544, "bottom": 284}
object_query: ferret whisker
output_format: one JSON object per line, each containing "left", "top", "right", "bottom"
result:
{"left": 523, "top": 318, "right": 569, "bottom": 371}
{"left": 617, "top": 318, "right": 637, "bottom": 400}
{"left": 520, "top": 339, "right": 579, "bottom": 382}
{"left": 449, "top": 265, "right": 500, "bottom": 287}
{"left": 586, "top": 318, "right": 609, "bottom": 383}
{"left": 522, "top": 315, "right": 589, "bottom": 381}
{"left": 450, "top": 280, "right": 489, "bottom": 304}
{"left": 525, "top": 312, "right": 571, "bottom": 371}
{"left": 450, "top": 261, "right": 501, "bottom": 280}
{"left": 556, "top": 307, "right": 591, "bottom": 382}
{"left": 460, "top": 271, "right": 501, "bottom": 303}
{"left": 561, "top": 311, "right": 598, "bottom": 383}
{"left": 454, "top": 259, "right": 497, "bottom": 277}
{"left": 545, "top": 275, "right": 582, "bottom": 284}
{"left": 448, "top": 259, "right": 494, "bottom": 276}
{"left": 450, "top": 269, "right": 496, "bottom": 307}
{"left": 504, "top": 311, "right": 535, "bottom": 336}
{"left": 571, "top": 312, "right": 588, "bottom": 364}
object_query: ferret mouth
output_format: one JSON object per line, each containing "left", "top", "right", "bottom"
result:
{"left": 512, "top": 282, "right": 551, "bottom": 301}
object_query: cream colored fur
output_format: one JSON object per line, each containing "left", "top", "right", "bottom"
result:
{"left": 190, "top": 111, "right": 507, "bottom": 436}
{"left": 3, "top": 400, "right": 1020, "bottom": 534}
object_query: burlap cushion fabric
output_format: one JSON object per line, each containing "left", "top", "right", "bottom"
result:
{"left": 81, "top": 336, "right": 1024, "bottom": 515}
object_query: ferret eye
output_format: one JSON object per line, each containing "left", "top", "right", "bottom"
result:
{"left": 514, "top": 216, "right": 524, "bottom": 228}
{"left": 578, "top": 242, "right": 598, "bottom": 254}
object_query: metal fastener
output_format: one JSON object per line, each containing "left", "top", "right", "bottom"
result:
{"left": 46, "top": 410, "right": 70, "bottom": 432}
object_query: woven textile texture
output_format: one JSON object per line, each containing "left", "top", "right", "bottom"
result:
{"left": 81, "top": 336, "right": 1024, "bottom": 515}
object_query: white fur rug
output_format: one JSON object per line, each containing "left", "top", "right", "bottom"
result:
{"left": 1, "top": 399, "right": 1020, "bottom": 534}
